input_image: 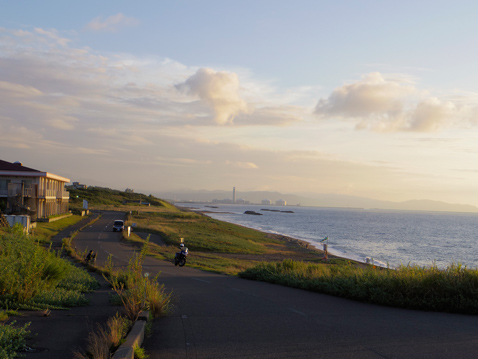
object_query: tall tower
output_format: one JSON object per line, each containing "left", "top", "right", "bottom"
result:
{"left": 233, "top": 187, "right": 236, "bottom": 203}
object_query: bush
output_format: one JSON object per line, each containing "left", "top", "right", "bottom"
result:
{"left": 0, "top": 227, "right": 98, "bottom": 309}
{"left": 105, "top": 240, "right": 171, "bottom": 321}
{"left": 0, "top": 321, "right": 30, "bottom": 359}
{"left": 239, "top": 260, "right": 478, "bottom": 314}
{"left": 73, "top": 313, "right": 131, "bottom": 359}
{"left": 0, "top": 230, "right": 69, "bottom": 302}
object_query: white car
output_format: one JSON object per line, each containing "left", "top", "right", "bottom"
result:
{"left": 113, "top": 220, "right": 125, "bottom": 232}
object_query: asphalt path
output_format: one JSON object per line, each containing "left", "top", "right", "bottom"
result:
{"left": 75, "top": 212, "right": 478, "bottom": 359}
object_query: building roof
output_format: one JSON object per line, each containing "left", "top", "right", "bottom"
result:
{"left": 0, "top": 159, "right": 70, "bottom": 183}
{"left": 0, "top": 159, "right": 40, "bottom": 172}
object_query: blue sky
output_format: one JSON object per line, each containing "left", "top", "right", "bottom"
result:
{"left": 2, "top": 1, "right": 478, "bottom": 206}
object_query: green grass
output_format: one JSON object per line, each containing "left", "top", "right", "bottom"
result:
{"left": 239, "top": 259, "right": 478, "bottom": 314}
{"left": 0, "top": 321, "right": 30, "bottom": 359}
{"left": 0, "top": 224, "right": 99, "bottom": 310}
{"left": 68, "top": 187, "right": 175, "bottom": 212}
{"left": 127, "top": 211, "right": 279, "bottom": 254}
{"left": 33, "top": 215, "right": 84, "bottom": 243}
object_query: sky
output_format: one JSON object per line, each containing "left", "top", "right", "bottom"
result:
{"left": 2, "top": 1, "right": 478, "bottom": 206}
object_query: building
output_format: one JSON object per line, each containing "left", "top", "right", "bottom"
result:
{"left": 72, "top": 182, "right": 88, "bottom": 189}
{"left": 235, "top": 198, "right": 250, "bottom": 204}
{"left": 275, "top": 199, "right": 287, "bottom": 206}
{"left": 261, "top": 199, "right": 272, "bottom": 205}
{"left": 0, "top": 159, "right": 70, "bottom": 220}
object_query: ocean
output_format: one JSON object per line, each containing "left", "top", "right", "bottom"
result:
{"left": 177, "top": 203, "right": 478, "bottom": 269}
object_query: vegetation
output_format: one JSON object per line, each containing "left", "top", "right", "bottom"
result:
{"left": 68, "top": 187, "right": 175, "bottom": 212}
{"left": 0, "top": 224, "right": 98, "bottom": 310}
{"left": 0, "top": 220, "right": 100, "bottom": 357}
{"left": 32, "top": 214, "right": 84, "bottom": 243}
{"left": 239, "top": 259, "right": 478, "bottom": 314}
{"left": 127, "top": 210, "right": 278, "bottom": 253}
{"left": 121, "top": 207, "right": 312, "bottom": 274}
{"left": 104, "top": 240, "right": 172, "bottom": 321}
{"left": 70, "top": 239, "right": 170, "bottom": 359}
{"left": 0, "top": 321, "right": 30, "bottom": 359}
{"left": 73, "top": 313, "right": 131, "bottom": 359}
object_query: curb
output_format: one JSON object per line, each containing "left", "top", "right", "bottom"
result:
{"left": 112, "top": 311, "right": 149, "bottom": 359}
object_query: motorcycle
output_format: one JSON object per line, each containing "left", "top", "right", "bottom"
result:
{"left": 174, "top": 247, "right": 188, "bottom": 267}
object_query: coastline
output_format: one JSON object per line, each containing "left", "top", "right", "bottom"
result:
{"left": 185, "top": 206, "right": 359, "bottom": 265}
{"left": 182, "top": 205, "right": 391, "bottom": 268}
{"left": 181, "top": 205, "right": 383, "bottom": 268}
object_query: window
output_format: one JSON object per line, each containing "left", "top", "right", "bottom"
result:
{"left": 0, "top": 179, "right": 11, "bottom": 191}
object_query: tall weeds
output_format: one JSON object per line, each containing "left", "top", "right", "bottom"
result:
{"left": 240, "top": 259, "right": 478, "bottom": 314}
{"left": 0, "top": 225, "right": 68, "bottom": 302}
{"left": 0, "top": 321, "right": 30, "bottom": 359}
{"left": 104, "top": 239, "right": 171, "bottom": 321}
{"left": 73, "top": 313, "right": 130, "bottom": 359}
{"left": 0, "top": 224, "right": 98, "bottom": 310}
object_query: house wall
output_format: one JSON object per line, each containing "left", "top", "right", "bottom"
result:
{"left": 0, "top": 175, "right": 69, "bottom": 219}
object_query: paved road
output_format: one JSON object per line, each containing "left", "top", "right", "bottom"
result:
{"left": 77, "top": 212, "right": 478, "bottom": 359}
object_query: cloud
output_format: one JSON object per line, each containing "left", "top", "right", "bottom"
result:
{"left": 314, "top": 72, "right": 464, "bottom": 132}
{"left": 85, "top": 13, "right": 139, "bottom": 32}
{"left": 34, "top": 28, "right": 71, "bottom": 46}
{"left": 315, "top": 72, "right": 413, "bottom": 117}
{"left": 226, "top": 160, "right": 258, "bottom": 169}
{"left": 0, "top": 26, "right": 308, "bottom": 134}
{"left": 409, "top": 97, "right": 456, "bottom": 132}
{"left": 176, "top": 68, "right": 250, "bottom": 125}
{"left": 234, "top": 106, "right": 303, "bottom": 126}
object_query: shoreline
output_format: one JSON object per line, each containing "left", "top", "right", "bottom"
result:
{"left": 181, "top": 205, "right": 390, "bottom": 268}
{"left": 183, "top": 206, "right": 370, "bottom": 266}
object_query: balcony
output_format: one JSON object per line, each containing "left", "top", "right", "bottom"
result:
{"left": 23, "top": 187, "right": 37, "bottom": 198}
{"left": 38, "top": 189, "right": 57, "bottom": 198}
{"left": 57, "top": 191, "right": 70, "bottom": 199}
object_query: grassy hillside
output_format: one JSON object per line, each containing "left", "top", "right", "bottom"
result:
{"left": 68, "top": 187, "right": 175, "bottom": 212}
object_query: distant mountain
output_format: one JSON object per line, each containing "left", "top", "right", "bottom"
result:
{"left": 154, "top": 189, "right": 478, "bottom": 213}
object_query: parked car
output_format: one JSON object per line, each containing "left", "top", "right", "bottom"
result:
{"left": 113, "top": 220, "right": 125, "bottom": 232}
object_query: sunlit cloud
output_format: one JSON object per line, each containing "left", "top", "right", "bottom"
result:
{"left": 85, "top": 13, "right": 139, "bottom": 33}
{"left": 226, "top": 160, "right": 258, "bottom": 169}
{"left": 314, "top": 72, "right": 473, "bottom": 132}
{"left": 315, "top": 72, "right": 414, "bottom": 117}
{"left": 34, "top": 28, "right": 71, "bottom": 46}
{"left": 2, "top": 24, "right": 478, "bottom": 206}
{"left": 176, "top": 68, "right": 250, "bottom": 125}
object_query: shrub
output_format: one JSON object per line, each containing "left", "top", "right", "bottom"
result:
{"left": 239, "top": 260, "right": 478, "bottom": 314}
{"left": 0, "top": 321, "right": 30, "bottom": 359}
{"left": 105, "top": 239, "right": 172, "bottom": 321}
{"left": 0, "top": 230, "right": 69, "bottom": 302}
{"left": 0, "top": 228, "right": 98, "bottom": 309}
{"left": 73, "top": 313, "right": 131, "bottom": 359}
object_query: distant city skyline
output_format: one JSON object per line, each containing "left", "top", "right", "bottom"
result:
{"left": 2, "top": 1, "right": 478, "bottom": 208}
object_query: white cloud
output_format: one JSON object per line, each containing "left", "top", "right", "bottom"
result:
{"left": 315, "top": 72, "right": 414, "bottom": 117}
{"left": 175, "top": 68, "right": 250, "bottom": 125}
{"left": 314, "top": 72, "right": 468, "bottom": 132}
{"left": 409, "top": 97, "right": 456, "bottom": 132}
{"left": 85, "top": 13, "right": 139, "bottom": 33}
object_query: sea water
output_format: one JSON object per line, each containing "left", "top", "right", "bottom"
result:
{"left": 177, "top": 203, "right": 478, "bottom": 269}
